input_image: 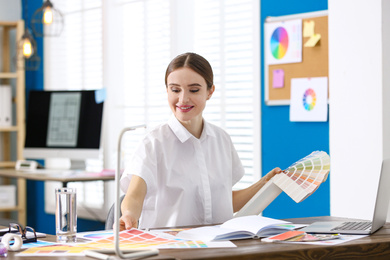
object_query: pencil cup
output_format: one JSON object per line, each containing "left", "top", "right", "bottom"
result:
{"left": 55, "top": 187, "right": 77, "bottom": 243}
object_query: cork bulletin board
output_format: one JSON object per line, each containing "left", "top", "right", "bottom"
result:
{"left": 264, "top": 11, "right": 328, "bottom": 105}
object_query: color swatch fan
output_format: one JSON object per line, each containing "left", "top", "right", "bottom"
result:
{"left": 234, "top": 150, "right": 330, "bottom": 218}
{"left": 273, "top": 151, "right": 330, "bottom": 203}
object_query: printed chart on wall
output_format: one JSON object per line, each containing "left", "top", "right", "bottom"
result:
{"left": 264, "top": 19, "right": 302, "bottom": 65}
{"left": 289, "top": 77, "right": 328, "bottom": 122}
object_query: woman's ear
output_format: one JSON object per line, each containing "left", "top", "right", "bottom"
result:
{"left": 207, "top": 85, "right": 215, "bottom": 100}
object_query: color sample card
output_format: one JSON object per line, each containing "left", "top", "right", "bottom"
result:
{"left": 265, "top": 19, "right": 302, "bottom": 65}
{"left": 262, "top": 231, "right": 306, "bottom": 242}
{"left": 272, "top": 151, "right": 330, "bottom": 203}
{"left": 290, "top": 77, "right": 328, "bottom": 122}
{"left": 18, "top": 229, "right": 236, "bottom": 257}
{"left": 82, "top": 229, "right": 180, "bottom": 250}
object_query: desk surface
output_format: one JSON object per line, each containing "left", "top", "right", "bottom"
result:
{"left": 5, "top": 216, "right": 390, "bottom": 259}
{"left": 0, "top": 168, "right": 115, "bottom": 183}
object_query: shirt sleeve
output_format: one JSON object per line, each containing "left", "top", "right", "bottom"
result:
{"left": 120, "top": 136, "right": 157, "bottom": 195}
{"left": 229, "top": 135, "right": 245, "bottom": 185}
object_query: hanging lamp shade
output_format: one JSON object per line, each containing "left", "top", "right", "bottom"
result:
{"left": 16, "top": 29, "right": 41, "bottom": 71}
{"left": 31, "top": 0, "right": 64, "bottom": 37}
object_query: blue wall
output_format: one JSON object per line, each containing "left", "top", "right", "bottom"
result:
{"left": 261, "top": 0, "right": 329, "bottom": 219}
{"left": 24, "top": 0, "right": 105, "bottom": 234}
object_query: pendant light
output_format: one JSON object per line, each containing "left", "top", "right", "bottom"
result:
{"left": 31, "top": 0, "right": 64, "bottom": 37}
{"left": 20, "top": 29, "right": 35, "bottom": 59}
{"left": 16, "top": 0, "right": 41, "bottom": 71}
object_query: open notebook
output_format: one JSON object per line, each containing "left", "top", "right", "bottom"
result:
{"left": 301, "top": 158, "right": 390, "bottom": 235}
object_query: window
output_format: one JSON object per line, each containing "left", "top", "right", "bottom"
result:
{"left": 193, "top": 0, "right": 261, "bottom": 189}
{"left": 44, "top": 0, "right": 260, "bottom": 221}
{"left": 44, "top": 0, "right": 107, "bottom": 221}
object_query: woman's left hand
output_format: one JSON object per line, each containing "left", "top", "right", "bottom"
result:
{"left": 262, "top": 167, "right": 282, "bottom": 182}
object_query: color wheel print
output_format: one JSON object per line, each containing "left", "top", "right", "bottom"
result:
{"left": 270, "top": 27, "right": 289, "bottom": 59}
{"left": 303, "top": 88, "right": 316, "bottom": 111}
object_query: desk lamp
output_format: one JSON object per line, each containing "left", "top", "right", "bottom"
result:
{"left": 114, "top": 126, "right": 159, "bottom": 259}
{"left": 86, "top": 125, "right": 158, "bottom": 260}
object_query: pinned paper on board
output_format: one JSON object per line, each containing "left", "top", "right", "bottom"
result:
{"left": 272, "top": 69, "right": 285, "bottom": 88}
{"left": 265, "top": 19, "right": 302, "bottom": 65}
{"left": 94, "top": 88, "right": 106, "bottom": 104}
{"left": 304, "top": 34, "right": 321, "bottom": 47}
{"left": 303, "top": 20, "right": 315, "bottom": 37}
{"left": 289, "top": 77, "right": 328, "bottom": 122}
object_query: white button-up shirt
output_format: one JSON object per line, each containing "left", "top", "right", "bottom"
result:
{"left": 120, "top": 116, "right": 245, "bottom": 229}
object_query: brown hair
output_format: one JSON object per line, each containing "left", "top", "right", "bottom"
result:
{"left": 165, "top": 52, "right": 214, "bottom": 90}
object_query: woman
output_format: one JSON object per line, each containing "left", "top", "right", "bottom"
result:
{"left": 119, "top": 52, "right": 281, "bottom": 230}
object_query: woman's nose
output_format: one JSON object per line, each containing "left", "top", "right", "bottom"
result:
{"left": 179, "top": 91, "right": 189, "bottom": 103}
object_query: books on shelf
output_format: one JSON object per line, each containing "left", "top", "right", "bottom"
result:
{"left": 272, "top": 150, "right": 330, "bottom": 203}
{"left": 175, "top": 215, "right": 302, "bottom": 241}
{"left": 0, "top": 85, "right": 12, "bottom": 127}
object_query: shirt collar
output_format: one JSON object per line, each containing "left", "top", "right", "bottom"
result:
{"left": 168, "top": 115, "right": 216, "bottom": 143}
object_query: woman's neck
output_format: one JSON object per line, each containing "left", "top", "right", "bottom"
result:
{"left": 178, "top": 116, "right": 204, "bottom": 139}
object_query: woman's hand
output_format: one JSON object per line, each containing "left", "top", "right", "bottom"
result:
{"left": 116, "top": 175, "right": 147, "bottom": 231}
{"left": 262, "top": 167, "right": 282, "bottom": 182}
{"left": 116, "top": 211, "right": 138, "bottom": 231}
{"left": 232, "top": 167, "right": 283, "bottom": 212}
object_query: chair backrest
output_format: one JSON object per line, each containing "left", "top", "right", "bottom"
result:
{"left": 105, "top": 195, "right": 125, "bottom": 230}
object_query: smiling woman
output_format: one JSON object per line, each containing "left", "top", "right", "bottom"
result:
{"left": 117, "top": 53, "right": 280, "bottom": 231}
{"left": 165, "top": 53, "right": 215, "bottom": 138}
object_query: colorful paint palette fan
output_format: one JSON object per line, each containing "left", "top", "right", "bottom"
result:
{"left": 272, "top": 151, "right": 330, "bottom": 203}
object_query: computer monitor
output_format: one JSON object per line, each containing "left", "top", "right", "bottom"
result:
{"left": 24, "top": 90, "right": 104, "bottom": 170}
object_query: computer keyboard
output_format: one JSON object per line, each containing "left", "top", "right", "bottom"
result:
{"left": 331, "top": 221, "right": 372, "bottom": 231}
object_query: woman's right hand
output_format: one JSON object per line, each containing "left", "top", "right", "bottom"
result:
{"left": 116, "top": 211, "right": 138, "bottom": 231}
{"left": 117, "top": 175, "right": 147, "bottom": 231}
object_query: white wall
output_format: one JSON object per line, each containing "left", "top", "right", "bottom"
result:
{"left": 329, "top": 0, "right": 390, "bottom": 220}
{"left": 0, "top": 0, "right": 21, "bottom": 20}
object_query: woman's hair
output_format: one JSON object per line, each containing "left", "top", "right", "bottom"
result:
{"left": 165, "top": 52, "right": 214, "bottom": 90}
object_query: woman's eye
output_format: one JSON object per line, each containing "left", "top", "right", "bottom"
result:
{"left": 171, "top": 88, "right": 180, "bottom": 93}
{"left": 190, "top": 89, "right": 200, "bottom": 93}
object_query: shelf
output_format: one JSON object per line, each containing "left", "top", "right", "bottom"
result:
{"left": 0, "top": 162, "right": 16, "bottom": 168}
{"left": 0, "top": 21, "right": 18, "bottom": 27}
{"left": 0, "top": 20, "right": 26, "bottom": 226}
{"left": 0, "top": 126, "right": 19, "bottom": 132}
{"left": 0, "top": 206, "right": 19, "bottom": 212}
{"left": 0, "top": 72, "right": 17, "bottom": 79}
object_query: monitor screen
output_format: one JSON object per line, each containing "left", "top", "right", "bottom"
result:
{"left": 24, "top": 90, "right": 104, "bottom": 164}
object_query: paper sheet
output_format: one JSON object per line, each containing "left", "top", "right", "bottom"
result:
{"left": 265, "top": 19, "right": 302, "bottom": 65}
{"left": 303, "top": 20, "right": 315, "bottom": 37}
{"left": 290, "top": 77, "right": 328, "bottom": 122}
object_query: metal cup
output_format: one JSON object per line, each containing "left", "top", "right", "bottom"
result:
{"left": 55, "top": 187, "right": 77, "bottom": 243}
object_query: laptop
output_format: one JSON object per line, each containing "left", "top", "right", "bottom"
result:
{"left": 301, "top": 158, "right": 390, "bottom": 235}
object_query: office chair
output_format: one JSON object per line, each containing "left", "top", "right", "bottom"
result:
{"left": 105, "top": 194, "right": 125, "bottom": 230}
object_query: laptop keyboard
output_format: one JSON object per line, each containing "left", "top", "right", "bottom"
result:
{"left": 331, "top": 221, "right": 372, "bottom": 231}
